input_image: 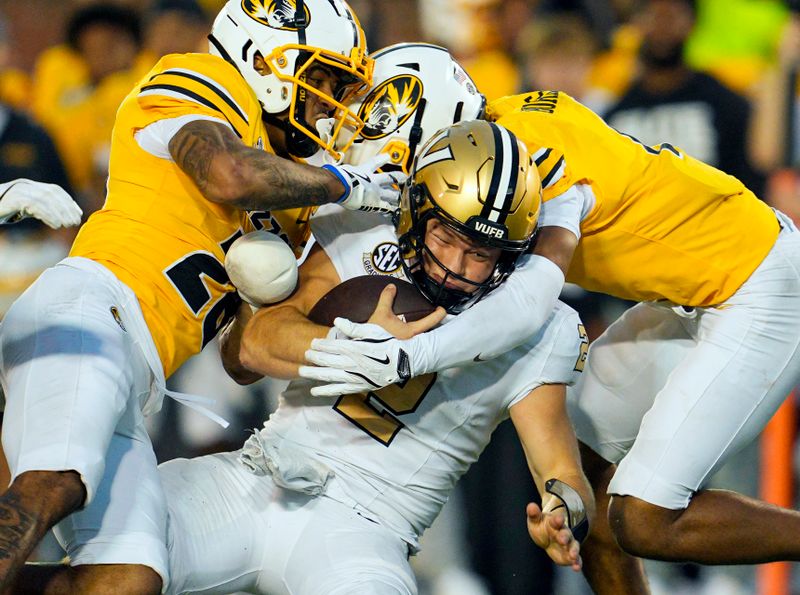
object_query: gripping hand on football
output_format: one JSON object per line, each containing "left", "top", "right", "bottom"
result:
{"left": 323, "top": 154, "right": 406, "bottom": 214}
{"left": 0, "top": 179, "right": 83, "bottom": 228}
{"left": 299, "top": 284, "right": 445, "bottom": 396}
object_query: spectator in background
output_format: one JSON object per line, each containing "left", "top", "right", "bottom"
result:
{"left": 143, "top": 0, "right": 209, "bottom": 60}
{"left": 517, "top": 14, "right": 613, "bottom": 117}
{"left": 603, "top": 0, "right": 766, "bottom": 197}
{"left": 30, "top": 3, "right": 142, "bottom": 209}
{"left": 750, "top": 12, "right": 800, "bottom": 173}
{"left": 83, "top": 0, "right": 210, "bottom": 206}
{"left": 0, "top": 14, "right": 30, "bottom": 111}
{"left": 0, "top": 8, "right": 79, "bottom": 316}
{"left": 419, "top": 0, "right": 526, "bottom": 101}
{"left": 750, "top": 10, "right": 800, "bottom": 248}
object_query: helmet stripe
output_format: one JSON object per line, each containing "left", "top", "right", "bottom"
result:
{"left": 343, "top": 2, "right": 360, "bottom": 49}
{"left": 505, "top": 127, "right": 521, "bottom": 213}
{"left": 296, "top": 0, "right": 307, "bottom": 44}
{"left": 482, "top": 123, "right": 519, "bottom": 223}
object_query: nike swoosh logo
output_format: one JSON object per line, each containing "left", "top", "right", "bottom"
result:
{"left": 366, "top": 354, "right": 390, "bottom": 365}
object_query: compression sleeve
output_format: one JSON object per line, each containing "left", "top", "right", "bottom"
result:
{"left": 402, "top": 254, "right": 565, "bottom": 374}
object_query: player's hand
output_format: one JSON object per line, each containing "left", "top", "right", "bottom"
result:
{"left": 526, "top": 502, "right": 582, "bottom": 572}
{"left": 364, "top": 284, "right": 447, "bottom": 340}
{"left": 300, "top": 321, "right": 406, "bottom": 395}
{"left": 299, "top": 285, "right": 444, "bottom": 396}
{"left": 323, "top": 154, "right": 406, "bottom": 214}
{"left": 0, "top": 179, "right": 83, "bottom": 229}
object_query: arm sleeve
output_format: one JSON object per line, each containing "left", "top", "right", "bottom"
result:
{"left": 506, "top": 306, "right": 584, "bottom": 410}
{"left": 539, "top": 183, "right": 594, "bottom": 240}
{"left": 402, "top": 254, "right": 565, "bottom": 374}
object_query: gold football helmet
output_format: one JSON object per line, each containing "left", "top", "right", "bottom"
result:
{"left": 209, "top": 0, "right": 373, "bottom": 158}
{"left": 396, "top": 119, "right": 541, "bottom": 313}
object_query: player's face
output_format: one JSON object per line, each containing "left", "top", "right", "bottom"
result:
{"left": 303, "top": 64, "right": 364, "bottom": 126}
{"left": 252, "top": 57, "right": 350, "bottom": 125}
{"left": 303, "top": 64, "right": 339, "bottom": 123}
{"left": 421, "top": 218, "right": 501, "bottom": 294}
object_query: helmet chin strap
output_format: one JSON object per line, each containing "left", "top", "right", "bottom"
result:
{"left": 262, "top": 111, "right": 319, "bottom": 159}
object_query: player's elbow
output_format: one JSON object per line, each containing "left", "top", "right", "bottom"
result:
{"left": 238, "top": 328, "right": 266, "bottom": 376}
{"left": 224, "top": 354, "right": 263, "bottom": 385}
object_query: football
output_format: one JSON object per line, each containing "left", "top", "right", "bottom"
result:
{"left": 308, "top": 275, "right": 435, "bottom": 327}
{"left": 224, "top": 230, "right": 298, "bottom": 306}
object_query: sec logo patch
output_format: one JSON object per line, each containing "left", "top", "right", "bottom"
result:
{"left": 363, "top": 242, "right": 401, "bottom": 275}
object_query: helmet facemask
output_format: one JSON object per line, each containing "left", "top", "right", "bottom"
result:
{"left": 266, "top": 45, "right": 372, "bottom": 158}
{"left": 399, "top": 188, "right": 527, "bottom": 314}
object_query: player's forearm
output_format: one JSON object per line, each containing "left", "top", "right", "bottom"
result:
{"left": 403, "top": 255, "right": 565, "bottom": 374}
{"left": 240, "top": 304, "right": 329, "bottom": 379}
{"left": 219, "top": 303, "right": 263, "bottom": 385}
{"left": 169, "top": 120, "right": 344, "bottom": 210}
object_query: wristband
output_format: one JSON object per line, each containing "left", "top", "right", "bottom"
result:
{"left": 322, "top": 164, "right": 350, "bottom": 203}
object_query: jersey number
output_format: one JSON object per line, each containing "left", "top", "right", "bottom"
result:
{"left": 333, "top": 373, "right": 437, "bottom": 446}
{"left": 165, "top": 251, "right": 241, "bottom": 349}
{"left": 574, "top": 323, "right": 589, "bottom": 372}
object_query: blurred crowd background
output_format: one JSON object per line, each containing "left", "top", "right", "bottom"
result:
{"left": 2, "top": 0, "right": 800, "bottom": 593}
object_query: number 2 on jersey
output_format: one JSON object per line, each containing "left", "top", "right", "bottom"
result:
{"left": 334, "top": 373, "right": 437, "bottom": 446}
{"left": 164, "top": 251, "right": 241, "bottom": 349}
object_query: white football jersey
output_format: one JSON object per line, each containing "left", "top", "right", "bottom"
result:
{"left": 258, "top": 205, "right": 585, "bottom": 549}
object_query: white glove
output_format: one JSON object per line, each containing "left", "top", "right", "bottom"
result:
{"left": 0, "top": 179, "right": 82, "bottom": 229}
{"left": 322, "top": 154, "right": 406, "bottom": 214}
{"left": 299, "top": 317, "right": 411, "bottom": 396}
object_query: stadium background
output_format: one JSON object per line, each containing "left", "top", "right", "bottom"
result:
{"left": 0, "top": 0, "right": 797, "bottom": 593}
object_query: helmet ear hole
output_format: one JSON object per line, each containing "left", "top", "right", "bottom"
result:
{"left": 253, "top": 52, "right": 270, "bottom": 75}
{"left": 410, "top": 185, "right": 425, "bottom": 208}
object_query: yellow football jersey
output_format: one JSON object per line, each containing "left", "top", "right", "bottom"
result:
{"left": 488, "top": 91, "right": 779, "bottom": 306}
{"left": 71, "top": 53, "right": 309, "bottom": 377}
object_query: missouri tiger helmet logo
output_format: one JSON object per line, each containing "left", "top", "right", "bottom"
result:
{"left": 241, "top": 0, "right": 311, "bottom": 30}
{"left": 357, "top": 75, "right": 423, "bottom": 140}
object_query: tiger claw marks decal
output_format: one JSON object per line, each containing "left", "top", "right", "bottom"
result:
{"left": 358, "top": 75, "right": 423, "bottom": 140}
{"left": 241, "top": 0, "right": 311, "bottom": 30}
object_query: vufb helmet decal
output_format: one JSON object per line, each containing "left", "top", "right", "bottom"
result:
{"left": 241, "top": 0, "right": 311, "bottom": 30}
{"left": 357, "top": 75, "right": 424, "bottom": 140}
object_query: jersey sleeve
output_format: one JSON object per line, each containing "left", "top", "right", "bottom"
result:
{"left": 506, "top": 304, "right": 585, "bottom": 410}
{"left": 538, "top": 183, "right": 598, "bottom": 239}
{"left": 134, "top": 114, "right": 232, "bottom": 160}
{"left": 136, "top": 61, "right": 253, "bottom": 140}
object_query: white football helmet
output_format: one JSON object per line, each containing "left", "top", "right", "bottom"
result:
{"left": 209, "top": 0, "right": 373, "bottom": 158}
{"left": 337, "top": 43, "right": 486, "bottom": 173}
